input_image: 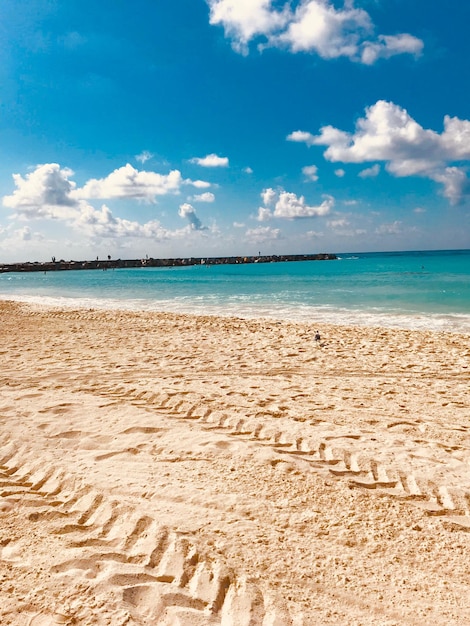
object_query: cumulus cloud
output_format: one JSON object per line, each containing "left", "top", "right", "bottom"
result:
{"left": 335, "top": 168, "right": 345, "bottom": 177}
{"left": 189, "top": 192, "right": 215, "bottom": 203}
{"left": 207, "top": 0, "right": 290, "bottom": 54}
{"left": 245, "top": 225, "right": 282, "bottom": 243}
{"left": 258, "top": 187, "right": 333, "bottom": 220}
{"left": 268, "top": 0, "right": 372, "bottom": 57}
{"left": 302, "top": 164, "right": 319, "bottom": 181}
{"left": 207, "top": 0, "right": 423, "bottom": 63}
{"left": 287, "top": 130, "right": 316, "bottom": 145}
{"left": 3, "top": 163, "right": 79, "bottom": 220}
{"left": 190, "top": 153, "right": 229, "bottom": 167}
{"left": 3, "top": 163, "right": 199, "bottom": 218}
{"left": 178, "top": 203, "right": 207, "bottom": 231}
{"left": 74, "top": 164, "right": 189, "bottom": 202}
{"left": 75, "top": 204, "right": 172, "bottom": 239}
{"left": 257, "top": 206, "right": 272, "bottom": 222}
{"left": 358, "top": 164, "right": 380, "bottom": 178}
{"left": 274, "top": 192, "right": 333, "bottom": 218}
{"left": 190, "top": 179, "right": 212, "bottom": 189}
{"left": 288, "top": 100, "right": 470, "bottom": 203}
{"left": 261, "top": 187, "right": 277, "bottom": 206}
{"left": 429, "top": 167, "right": 470, "bottom": 205}
{"left": 2, "top": 163, "right": 211, "bottom": 242}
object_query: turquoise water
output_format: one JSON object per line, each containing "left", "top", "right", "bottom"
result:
{"left": 1, "top": 249, "right": 470, "bottom": 332}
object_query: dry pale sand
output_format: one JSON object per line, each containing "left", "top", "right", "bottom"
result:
{"left": 1, "top": 300, "right": 470, "bottom": 626}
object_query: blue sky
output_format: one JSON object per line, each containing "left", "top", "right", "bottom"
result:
{"left": 0, "top": 0, "right": 469, "bottom": 262}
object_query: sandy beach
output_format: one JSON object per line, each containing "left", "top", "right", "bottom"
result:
{"left": 1, "top": 299, "right": 470, "bottom": 625}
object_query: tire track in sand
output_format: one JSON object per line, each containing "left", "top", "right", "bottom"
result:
{"left": 79, "top": 379, "right": 470, "bottom": 527}
{"left": 0, "top": 440, "right": 300, "bottom": 626}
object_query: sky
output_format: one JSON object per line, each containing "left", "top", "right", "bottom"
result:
{"left": 0, "top": 0, "right": 469, "bottom": 262}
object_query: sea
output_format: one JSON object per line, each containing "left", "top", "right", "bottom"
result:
{"left": 1, "top": 249, "right": 470, "bottom": 333}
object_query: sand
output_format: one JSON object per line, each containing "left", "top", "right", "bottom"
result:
{"left": 0, "top": 299, "right": 469, "bottom": 625}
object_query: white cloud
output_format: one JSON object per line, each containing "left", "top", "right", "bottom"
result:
{"left": 270, "top": 0, "right": 372, "bottom": 58}
{"left": 207, "top": 0, "right": 423, "bottom": 63}
{"left": 190, "top": 179, "right": 212, "bottom": 189}
{"left": 190, "top": 153, "right": 229, "bottom": 167}
{"left": 74, "top": 164, "right": 186, "bottom": 202}
{"left": 413, "top": 207, "right": 426, "bottom": 214}
{"left": 335, "top": 168, "right": 345, "bottom": 177}
{"left": 75, "top": 204, "right": 173, "bottom": 239}
{"left": 135, "top": 150, "right": 154, "bottom": 164}
{"left": 358, "top": 164, "right": 380, "bottom": 178}
{"left": 429, "top": 167, "right": 470, "bottom": 205}
{"left": 245, "top": 225, "right": 282, "bottom": 243}
{"left": 289, "top": 100, "right": 470, "bottom": 203}
{"left": 287, "top": 130, "right": 316, "bottom": 145}
{"left": 189, "top": 192, "right": 215, "bottom": 203}
{"left": 261, "top": 187, "right": 277, "bottom": 206}
{"left": 0, "top": 225, "right": 49, "bottom": 254}
{"left": 258, "top": 187, "right": 333, "bottom": 219}
{"left": 257, "top": 206, "right": 272, "bottom": 222}
{"left": 302, "top": 164, "right": 319, "bottom": 181}
{"left": 274, "top": 191, "right": 333, "bottom": 219}
{"left": 207, "top": 0, "right": 290, "bottom": 54}
{"left": 3, "top": 163, "right": 79, "bottom": 220}
{"left": 361, "top": 34, "right": 423, "bottom": 65}
{"left": 178, "top": 203, "right": 207, "bottom": 231}
{"left": 2, "top": 163, "right": 210, "bottom": 242}
{"left": 243, "top": 166, "right": 253, "bottom": 174}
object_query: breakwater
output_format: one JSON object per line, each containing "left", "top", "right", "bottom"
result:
{"left": 0, "top": 253, "right": 337, "bottom": 273}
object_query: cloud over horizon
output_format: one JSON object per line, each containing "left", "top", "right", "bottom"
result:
{"left": 2, "top": 163, "right": 210, "bottom": 242}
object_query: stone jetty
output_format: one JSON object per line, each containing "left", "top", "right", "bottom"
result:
{"left": 0, "top": 253, "right": 336, "bottom": 273}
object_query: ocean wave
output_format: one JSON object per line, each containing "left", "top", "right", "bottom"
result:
{"left": 2, "top": 293, "right": 469, "bottom": 333}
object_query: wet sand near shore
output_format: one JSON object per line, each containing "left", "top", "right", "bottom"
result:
{"left": 1, "top": 299, "right": 470, "bottom": 625}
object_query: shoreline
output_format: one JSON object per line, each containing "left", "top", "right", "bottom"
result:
{"left": 2, "top": 292, "right": 470, "bottom": 334}
{"left": 1, "top": 300, "right": 470, "bottom": 624}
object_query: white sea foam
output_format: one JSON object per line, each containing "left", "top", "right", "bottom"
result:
{"left": 3, "top": 293, "right": 470, "bottom": 333}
